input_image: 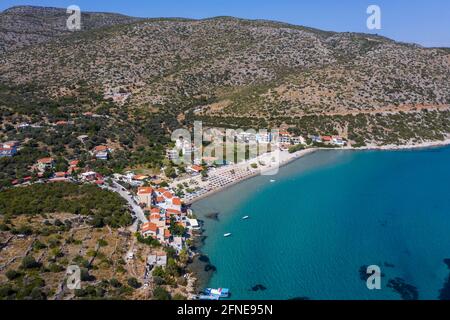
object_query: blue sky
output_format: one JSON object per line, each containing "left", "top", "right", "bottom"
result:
{"left": 1, "top": 0, "right": 449, "bottom": 47}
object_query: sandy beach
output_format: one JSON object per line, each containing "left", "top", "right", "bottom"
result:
{"left": 178, "top": 138, "right": 450, "bottom": 205}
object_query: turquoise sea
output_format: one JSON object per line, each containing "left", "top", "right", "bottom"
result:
{"left": 192, "top": 146, "right": 450, "bottom": 300}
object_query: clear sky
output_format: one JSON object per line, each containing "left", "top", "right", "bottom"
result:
{"left": 1, "top": 0, "right": 449, "bottom": 47}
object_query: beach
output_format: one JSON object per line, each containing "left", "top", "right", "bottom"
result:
{"left": 178, "top": 138, "right": 450, "bottom": 205}
{"left": 192, "top": 143, "right": 450, "bottom": 299}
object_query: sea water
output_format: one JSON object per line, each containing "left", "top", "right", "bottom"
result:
{"left": 192, "top": 146, "right": 450, "bottom": 300}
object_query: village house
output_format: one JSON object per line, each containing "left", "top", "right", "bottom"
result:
{"left": 49, "top": 172, "right": 69, "bottom": 182}
{"left": 0, "top": 141, "right": 19, "bottom": 157}
{"left": 172, "top": 236, "right": 184, "bottom": 253}
{"left": 188, "top": 165, "right": 204, "bottom": 174}
{"left": 256, "top": 132, "right": 272, "bottom": 144}
{"left": 141, "top": 222, "right": 158, "bottom": 238}
{"left": 137, "top": 187, "right": 154, "bottom": 207}
{"left": 80, "top": 171, "right": 98, "bottom": 182}
{"left": 292, "top": 136, "right": 306, "bottom": 145}
{"left": 279, "top": 131, "right": 292, "bottom": 144}
{"left": 332, "top": 136, "right": 346, "bottom": 146}
{"left": 36, "top": 157, "right": 55, "bottom": 172}
{"left": 77, "top": 135, "right": 89, "bottom": 143}
{"left": 92, "top": 145, "right": 111, "bottom": 160}
{"left": 188, "top": 218, "right": 201, "bottom": 231}
{"left": 67, "top": 160, "right": 80, "bottom": 174}
{"left": 147, "top": 253, "right": 167, "bottom": 269}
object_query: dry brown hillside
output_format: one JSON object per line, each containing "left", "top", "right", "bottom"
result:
{"left": 1, "top": 6, "right": 449, "bottom": 149}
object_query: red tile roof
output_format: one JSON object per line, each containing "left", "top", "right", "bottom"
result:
{"left": 172, "top": 198, "right": 182, "bottom": 206}
{"left": 141, "top": 222, "right": 158, "bottom": 233}
{"left": 149, "top": 213, "right": 160, "bottom": 220}
{"left": 138, "top": 187, "right": 154, "bottom": 195}
{"left": 191, "top": 165, "right": 203, "bottom": 172}
{"left": 69, "top": 160, "right": 79, "bottom": 166}
{"left": 163, "top": 191, "right": 173, "bottom": 199}
{"left": 94, "top": 145, "right": 108, "bottom": 152}
{"left": 166, "top": 209, "right": 181, "bottom": 216}
{"left": 55, "top": 172, "right": 67, "bottom": 178}
{"left": 151, "top": 208, "right": 161, "bottom": 214}
{"left": 37, "top": 157, "right": 54, "bottom": 164}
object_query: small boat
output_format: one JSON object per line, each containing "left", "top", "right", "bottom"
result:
{"left": 242, "top": 216, "right": 249, "bottom": 220}
{"left": 224, "top": 233, "right": 232, "bottom": 237}
{"left": 270, "top": 179, "right": 276, "bottom": 183}
{"left": 204, "top": 288, "right": 230, "bottom": 298}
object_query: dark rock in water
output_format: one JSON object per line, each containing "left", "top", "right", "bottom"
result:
{"left": 205, "top": 212, "right": 220, "bottom": 221}
{"left": 250, "top": 284, "right": 267, "bottom": 292}
{"left": 198, "top": 255, "right": 210, "bottom": 263}
{"left": 384, "top": 262, "right": 395, "bottom": 268}
{"left": 204, "top": 264, "right": 217, "bottom": 272}
{"left": 438, "top": 276, "right": 450, "bottom": 300}
{"left": 387, "top": 278, "right": 419, "bottom": 300}
{"left": 444, "top": 259, "right": 450, "bottom": 269}
{"left": 289, "top": 297, "right": 310, "bottom": 300}
{"left": 438, "top": 259, "right": 450, "bottom": 300}
{"left": 199, "top": 236, "right": 207, "bottom": 245}
{"left": 359, "top": 265, "right": 370, "bottom": 281}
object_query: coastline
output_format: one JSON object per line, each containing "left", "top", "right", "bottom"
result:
{"left": 186, "top": 148, "right": 318, "bottom": 205}
{"left": 186, "top": 138, "right": 450, "bottom": 206}
{"left": 187, "top": 138, "right": 450, "bottom": 295}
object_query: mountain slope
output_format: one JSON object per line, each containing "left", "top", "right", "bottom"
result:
{"left": 0, "top": 6, "right": 141, "bottom": 53}
{"left": 0, "top": 6, "right": 449, "bottom": 181}
{"left": 1, "top": 13, "right": 449, "bottom": 117}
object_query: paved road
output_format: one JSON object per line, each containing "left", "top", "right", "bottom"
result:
{"left": 102, "top": 180, "right": 148, "bottom": 231}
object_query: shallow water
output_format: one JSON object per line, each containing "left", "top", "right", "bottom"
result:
{"left": 192, "top": 146, "right": 450, "bottom": 300}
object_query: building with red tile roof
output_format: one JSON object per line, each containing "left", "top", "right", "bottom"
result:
{"left": 137, "top": 187, "right": 154, "bottom": 207}
{"left": 141, "top": 222, "right": 158, "bottom": 238}
{"left": 37, "top": 157, "right": 55, "bottom": 171}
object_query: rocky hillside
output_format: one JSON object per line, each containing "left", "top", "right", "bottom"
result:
{"left": 0, "top": 6, "right": 141, "bottom": 53}
{"left": 0, "top": 6, "right": 449, "bottom": 148}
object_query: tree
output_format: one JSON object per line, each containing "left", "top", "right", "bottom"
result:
{"left": 109, "top": 278, "right": 122, "bottom": 288}
{"left": 127, "top": 277, "right": 142, "bottom": 289}
{"left": 164, "top": 166, "right": 177, "bottom": 179}
{"left": 153, "top": 286, "right": 171, "bottom": 300}
{"left": 21, "top": 256, "right": 41, "bottom": 269}
{"left": 5, "top": 269, "right": 22, "bottom": 281}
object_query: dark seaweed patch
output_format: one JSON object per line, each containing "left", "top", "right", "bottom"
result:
{"left": 438, "top": 259, "right": 450, "bottom": 300}
{"left": 387, "top": 278, "right": 419, "bottom": 300}
{"left": 359, "top": 265, "right": 370, "bottom": 281}
{"left": 204, "top": 264, "right": 216, "bottom": 272}
{"left": 205, "top": 212, "right": 220, "bottom": 221}
{"left": 198, "top": 255, "right": 210, "bottom": 263}
{"left": 250, "top": 284, "right": 267, "bottom": 292}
